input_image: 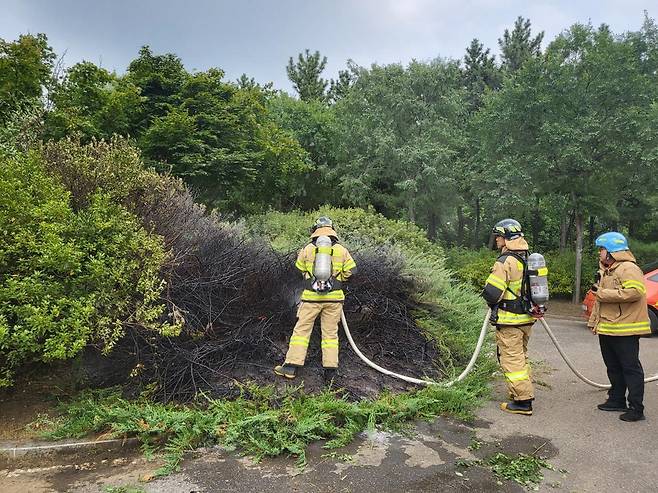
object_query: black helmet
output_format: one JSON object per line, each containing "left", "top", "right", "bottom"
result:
{"left": 310, "top": 216, "right": 333, "bottom": 233}
{"left": 492, "top": 218, "right": 523, "bottom": 240}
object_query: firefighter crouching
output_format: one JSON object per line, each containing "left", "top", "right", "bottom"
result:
{"left": 274, "top": 216, "right": 356, "bottom": 383}
{"left": 482, "top": 219, "right": 536, "bottom": 416}
{"left": 588, "top": 232, "right": 649, "bottom": 422}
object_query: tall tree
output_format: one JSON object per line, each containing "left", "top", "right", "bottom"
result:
{"left": 286, "top": 49, "right": 328, "bottom": 101}
{"left": 498, "top": 16, "right": 544, "bottom": 72}
{"left": 462, "top": 38, "right": 500, "bottom": 111}
{"left": 44, "top": 62, "right": 143, "bottom": 140}
{"left": 125, "top": 46, "right": 188, "bottom": 128}
{"left": 0, "top": 34, "right": 55, "bottom": 123}
{"left": 478, "top": 23, "right": 658, "bottom": 302}
{"left": 333, "top": 60, "right": 466, "bottom": 235}
{"left": 328, "top": 68, "right": 354, "bottom": 103}
{"left": 268, "top": 93, "right": 339, "bottom": 209}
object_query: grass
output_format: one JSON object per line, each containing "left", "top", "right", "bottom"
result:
{"left": 105, "top": 486, "right": 146, "bottom": 493}
{"left": 488, "top": 452, "right": 553, "bottom": 488}
{"left": 38, "top": 359, "right": 495, "bottom": 477}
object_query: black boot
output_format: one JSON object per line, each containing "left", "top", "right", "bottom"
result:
{"left": 500, "top": 399, "right": 533, "bottom": 416}
{"left": 597, "top": 400, "right": 628, "bottom": 412}
{"left": 323, "top": 368, "right": 337, "bottom": 386}
{"left": 274, "top": 363, "right": 297, "bottom": 379}
{"left": 619, "top": 409, "right": 645, "bottom": 422}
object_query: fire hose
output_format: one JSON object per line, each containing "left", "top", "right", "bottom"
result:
{"left": 340, "top": 308, "right": 658, "bottom": 389}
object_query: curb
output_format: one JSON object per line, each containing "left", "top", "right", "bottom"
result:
{"left": 0, "top": 438, "right": 139, "bottom": 459}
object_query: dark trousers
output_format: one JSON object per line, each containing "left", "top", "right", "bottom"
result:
{"left": 598, "top": 335, "right": 645, "bottom": 413}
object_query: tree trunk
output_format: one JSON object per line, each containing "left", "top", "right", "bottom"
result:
{"left": 472, "top": 196, "right": 481, "bottom": 248}
{"left": 588, "top": 215, "right": 595, "bottom": 245}
{"left": 573, "top": 204, "right": 584, "bottom": 304}
{"left": 407, "top": 196, "right": 416, "bottom": 223}
{"left": 427, "top": 210, "right": 437, "bottom": 241}
{"left": 532, "top": 194, "right": 540, "bottom": 248}
{"left": 457, "top": 205, "right": 465, "bottom": 246}
{"left": 559, "top": 209, "right": 569, "bottom": 253}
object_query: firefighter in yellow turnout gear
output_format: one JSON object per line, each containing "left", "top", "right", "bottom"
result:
{"left": 274, "top": 217, "right": 356, "bottom": 383}
{"left": 482, "top": 219, "right": 536, "bottom": 416}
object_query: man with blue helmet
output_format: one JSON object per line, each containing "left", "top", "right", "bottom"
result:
{"left": 589, "top": 231, "right": 649, "bottom": 422}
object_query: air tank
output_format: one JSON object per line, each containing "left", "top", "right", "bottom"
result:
{"left": 312, "top": 235, "right": 333, "bottom": 282}
{"left": 527, "top": 252, "right": 549, "bottom": 306}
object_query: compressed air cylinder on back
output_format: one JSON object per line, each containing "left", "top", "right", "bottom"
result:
{"left": 527, "top": 252, "right": 549, "bottom": 306}
{"left": 313, "top": 235, "right": 333, "bottom": 282}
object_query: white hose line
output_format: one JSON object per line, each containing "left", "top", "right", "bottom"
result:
{"left": 340, "top": 308, "right": 490, "bottom": 387}
{"left": 538, "top": 317, "right": 658, "bottom": 388}
{"left": 341, "top": 307, "right": 658, "bottom": 390}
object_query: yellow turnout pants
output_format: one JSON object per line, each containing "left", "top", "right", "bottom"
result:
{"left": 496, "top": 324, "right": 534, "bottom": 401}
{"left": 285, "top": 301, "right": 342, "bottom": 368}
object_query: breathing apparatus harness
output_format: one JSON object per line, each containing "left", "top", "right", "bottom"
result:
{"left": 490, "top": 251, "right": 548, "bottom": 324}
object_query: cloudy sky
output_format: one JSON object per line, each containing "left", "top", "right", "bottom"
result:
{"left": 1, "top": 1, "right": 655, "bottom": 92}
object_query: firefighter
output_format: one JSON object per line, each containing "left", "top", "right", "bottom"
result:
{"left": 588, "top": 232, "right": 649, "bottom": 422}
{"left": 274, "top": 216, "right": 356, "bottom": 383}
{"left": 482, "top": 219, "right": 536, "bottom": 415}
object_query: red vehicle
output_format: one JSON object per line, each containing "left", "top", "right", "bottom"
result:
{"left": 582, "top": 268, "right": 658, "bottom": 336}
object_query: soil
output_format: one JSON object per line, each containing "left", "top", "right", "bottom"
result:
{"left": 0, "top": 363, "right": 76, "bottom": 441}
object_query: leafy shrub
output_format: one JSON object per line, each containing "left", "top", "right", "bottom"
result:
{"left": 444, "top": 248, "right": 496, "bottom": 288}
{"left": 630, "top": 238, "right": 658, "bottom": 271}
{"left": 0, "top": 149, "right": 175, "bottom": 387}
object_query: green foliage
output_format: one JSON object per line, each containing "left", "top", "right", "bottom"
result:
{"left": 267, "top": 93, "right": 339, "bottom": 209}
{"left": 445, "top": 248, "right": 497, "bottom": 288}
{"left": 498, "top": 16, "right": 544, "bottom": 72}
{"left": 286, "top": 49, "right": 328, "bottom": 102}
{"left": 247, "top": 206, "right": 444, "bottom": 259}
{"left": 104, "top": 486, "right": 145, "bottom": 493}
{"left": 488, "top": 452, "right": 553, "bottom": 487}
{"left": 0, "top": 33, "right": 55, "bottom": 123}
{"left": 629, "top": 239, "right": 658, "bottom": 270}
{"left": 332, "top": 59, "right": 466, "bottom": 234}
{"left": 0, "top": 147, "right": 175, "bottom": 387}
{"left": 463, "top": 38, "right": 501, "bottom": 111}
{"left": 43, "top": 366, "right": 492, "bottom": 475}
{"left": 44, "top": 62, "right": 143, "bottom": 141}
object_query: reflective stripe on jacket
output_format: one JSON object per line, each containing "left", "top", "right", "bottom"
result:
{"left": 589, "top": 250, "right": 650, "bottom": 336}
{"left": 295, "top": 242, "right": 356, "bottom": 302}
{"left": 482, "top": 238, "right": 535, "bottom": 326}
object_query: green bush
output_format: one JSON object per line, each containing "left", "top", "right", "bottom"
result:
{"left": 247, "top": 206, "right": 444, "bottom": 257}
{"left": 444, "top": 248, "right": 497, "bottom": 288}
{"left": 629, "top": 238, "right": 658, "bottom": 270}
{"left": 0, "top": 149, "right": 176, "bottom": 387}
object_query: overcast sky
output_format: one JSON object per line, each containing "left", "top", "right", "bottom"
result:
{"left": 1, "top": 1, "right": 655, "bottom": 92}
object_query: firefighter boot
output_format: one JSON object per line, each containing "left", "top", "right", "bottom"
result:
{"left": 619, "top": 409, "right": 645, "bottom": 422}
{"left": 597, "top": 400, "right": 628, "bottom": 412}
{"left": 274, "top": 363, "right": 297, "bottom": 379}
{"left": 323, "top": 368, "right": 337, "bottom": 386}
{"left": 500, "top": 399, "right": 533, "bottom": 416}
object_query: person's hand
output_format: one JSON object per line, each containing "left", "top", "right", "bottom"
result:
{"left": 588, "top": 324, "right": 597, "bottom": 335}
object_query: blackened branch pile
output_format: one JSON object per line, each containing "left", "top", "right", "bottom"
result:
{"left": 87, "top": 184, "right": 444, "bottom": 402}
